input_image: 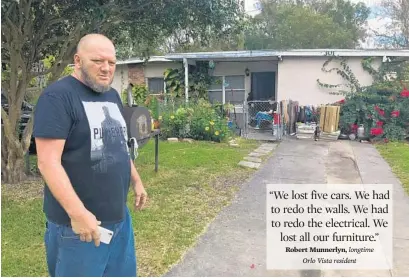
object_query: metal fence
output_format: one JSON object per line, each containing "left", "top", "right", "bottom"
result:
{"left": 241, "top": 100, "right": 284, "bottom": 141}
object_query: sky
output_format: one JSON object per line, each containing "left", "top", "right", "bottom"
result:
{"left": 352, "top": 0, "right": 395, "bottom": 48}
{"left": 243, "top": 0, "right": 395, "bottom": 49}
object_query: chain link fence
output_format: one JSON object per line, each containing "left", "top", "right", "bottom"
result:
{"left": 242, "top": 100, "right": 284, "bottom": 141}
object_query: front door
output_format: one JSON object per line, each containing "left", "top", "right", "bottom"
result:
{"left": 250, "top": 72, "right": 276, "bottom": 101}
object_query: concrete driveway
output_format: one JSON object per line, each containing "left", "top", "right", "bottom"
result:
{"left": 164, "top": 138, "right": 409, "bottom": 277}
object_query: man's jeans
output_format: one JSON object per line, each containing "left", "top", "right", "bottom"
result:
{"left": 44, "top": 206, "right": 137, "bottom": 277}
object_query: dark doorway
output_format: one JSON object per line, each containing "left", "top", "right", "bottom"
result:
{"left": 250, "top": 72, "right": 276, "bottom": 101}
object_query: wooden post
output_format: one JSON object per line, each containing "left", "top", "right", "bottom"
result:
{"left": 155, "top": 133, "right": 159, "bottom": 172}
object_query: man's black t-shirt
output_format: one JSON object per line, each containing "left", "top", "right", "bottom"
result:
{"left": 33, "top": 75, "right": 131, "bottom": 225}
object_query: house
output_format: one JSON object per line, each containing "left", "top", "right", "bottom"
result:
{"left": 112, "top": 49, "right": 409, "bottom": 106}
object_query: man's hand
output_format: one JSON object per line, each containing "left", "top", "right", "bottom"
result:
{"left": 70, "top": 209, "right": 101, "bottom": 247}
{"left": 134, "top": 182, "right": 147, "bottom": 211}
{"left": 130, "top": 158, "right": 147, "bottom": 211}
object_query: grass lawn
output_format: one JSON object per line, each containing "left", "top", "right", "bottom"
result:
{"left": 376, "top": 141, "right": 409, "bottom": 194}
{"left": 1, "top": 138, "right": 261, "bottom": 277}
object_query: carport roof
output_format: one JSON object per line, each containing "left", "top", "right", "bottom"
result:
{"left": 115, "top": 49, "right": 409, "bottom": 65}
{"left": 164, "top": 49, "right": 409, "bottom": 60}
{"left": 116, "top": 56, "right": 172, "bottom": 65}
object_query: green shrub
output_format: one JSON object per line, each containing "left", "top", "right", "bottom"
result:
{"left": 159, "top": 99, "right": 232, "bottom": 142}
{"left": 320, "top": 56, "right": 409, "bottom": 142}
{"left": 338, "top": 85, "right": 409, "bottom": 141}
{"left": 121, "top": 84, "right": 149, "bottom": 105}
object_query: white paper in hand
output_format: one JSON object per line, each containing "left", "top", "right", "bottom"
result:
{"left": 98, "top": 226, "right": 114, "bottom": 244}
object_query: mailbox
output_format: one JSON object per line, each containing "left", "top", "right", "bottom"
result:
{"left": 123, "top": 105, "right": 152, "bottom": 148}
{"left": 122, "top": 89, "right": 160, "bottom": 171}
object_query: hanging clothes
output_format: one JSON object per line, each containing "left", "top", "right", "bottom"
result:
{"left": 298, "top": 106, "right": 305, "bottom": 123}
{"left": 305, "top": 106, "right": 313, "bottom": 122}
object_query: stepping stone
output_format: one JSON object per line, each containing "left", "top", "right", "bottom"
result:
{"left": 261, "top": 143, "right": 274, "bottom": 146}
{"left": 182, "top": 138, "right": 194, "bottom": 143}
{"left": 260, "top": 144, "right": 277, "bottom": 150}
{"left": 238, "top": 161, "right": 260, "bottom": 169}
{"left": 254, "top": 148, "right": 271, "bottom": 154}
{"left": 248, "top": 152, "right": 265, "bottom": 157}
{"left": 244, "top": 156, "right": 262, "bottom": 163}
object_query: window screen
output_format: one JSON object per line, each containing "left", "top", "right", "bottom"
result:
{"left": 147, "top": 78, "right": 164, "bottom": 93}
{"left": 208, "top": 76, "right": 223, "bottom": 103}
{"left": 225, "top": 75, "right": 245, "bottom": 104}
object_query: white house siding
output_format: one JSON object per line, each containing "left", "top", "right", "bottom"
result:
{"left": 144, "top": 62, "right": 181, "bottom": 78}
{"left": 113, "top": 56, "right": 383, "bottom": 105}
{"left": 277, "top": 56, "right": 381, "bottom": 105}
{"left": 111, "top": 64, "right": 129, "bottom": 94}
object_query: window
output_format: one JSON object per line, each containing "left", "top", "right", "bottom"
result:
{"left": 208, "top": 76, "right": 223, "bottom": 103}
{"left": 207, "top": 75, "right": 246, "bottom": 104}
{"left": 147, "top": 78, "right": 164, "bottom": 94}
{"left": 224, "top": 75, "right": 245, "bottom": 104}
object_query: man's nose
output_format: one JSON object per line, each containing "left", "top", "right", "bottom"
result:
{"left": 100, "top": 61, "right": 109, "bottom": 72}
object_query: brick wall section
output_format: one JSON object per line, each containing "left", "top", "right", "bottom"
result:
{"left": 128, "top": 64, "right": 145, "bottom": 85}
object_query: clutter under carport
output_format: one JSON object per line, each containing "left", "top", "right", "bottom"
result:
{"left": 282, "top": 101, "right": 342, "bottom": 141}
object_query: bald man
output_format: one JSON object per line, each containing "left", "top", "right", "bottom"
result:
{"left": 33, "top": 34, "right": 147, "bottom": 277}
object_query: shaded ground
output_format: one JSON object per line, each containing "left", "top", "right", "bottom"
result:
{"left": 165, "top": 138, "right": 409, "bottom": 277}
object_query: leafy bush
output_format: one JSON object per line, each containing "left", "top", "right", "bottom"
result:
{"left": 159, "top": 99, "right": 232, "bottom": 142}
{"left": 121, "top": 84, "right": 149, "bottom": 106}
{"left": 319, "top": 56, "right": 409, "bottom": 142}
{"left": 338, "top": 86, "right": 409, "bottom": 141}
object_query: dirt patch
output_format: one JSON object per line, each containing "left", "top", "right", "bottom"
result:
{"left": 210, "top": 170, "right": 253, "bottom": 191}
{"left": 2, "top": 176, "right": 44, "bottom": 202}
{"left": 206, "top": 169, "right": 254, "bottom": 208}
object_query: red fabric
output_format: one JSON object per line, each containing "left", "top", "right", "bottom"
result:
{"left": 274, "top": 113, "right": 280, "bottom": 124}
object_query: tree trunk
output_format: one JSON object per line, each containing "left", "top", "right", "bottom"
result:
{"left": 1, "top": 127, "right": 27, "bottom": 184}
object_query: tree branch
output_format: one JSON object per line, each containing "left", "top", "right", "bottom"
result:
{"left": 1, "top": 107, "right": 22, "bottom": 152}
{"left": 39, "top": 35, "right": 71, "bottom": 49}
{"left": 22, "top": 0, "right": 34, "bottom": 38}
{"left": 5, "top": 17, "right": 22, "bottom": 40}
{"left": 18, "top": 0, "right": 25, "bottom": 31}
{"left": 21, "top": 115, "right": 34, "bottom": 152}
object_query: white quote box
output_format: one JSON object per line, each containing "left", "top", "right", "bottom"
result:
{"left": 266, "top": 184, "right": 393, "bottom": 270}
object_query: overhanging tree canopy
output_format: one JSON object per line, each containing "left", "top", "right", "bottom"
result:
{"left": 1, "top": 0, "right": 245, "bottom": 184}
{"left": 244, "top": 0, "right": 370, "bottom": 50}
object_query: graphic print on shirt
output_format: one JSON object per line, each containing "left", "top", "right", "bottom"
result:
{"left": 82, "top": 101, "right": 129, "bottom": 173}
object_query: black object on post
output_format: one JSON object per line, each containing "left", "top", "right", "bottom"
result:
{"left": 122, "top": 105, "right": 160, "bottom": 172}
{"left": 154, "top": 131, "right": 159, "bottom": 172}
{"left": 122, "top": 106, "right": 152, "bottom": 148}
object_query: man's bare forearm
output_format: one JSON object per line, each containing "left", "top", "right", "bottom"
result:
{"left": 38, "top": 162, "right": 86, "bottom": 219}
{"left": 130, "top": 159, "right": 143, "bottom": 187}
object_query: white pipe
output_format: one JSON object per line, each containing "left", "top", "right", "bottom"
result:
{"left": 183, "top": 58, "right": 189, "bottom": 103}
{"left": 222, "top": 76, "right": 226, "bottom": 105}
